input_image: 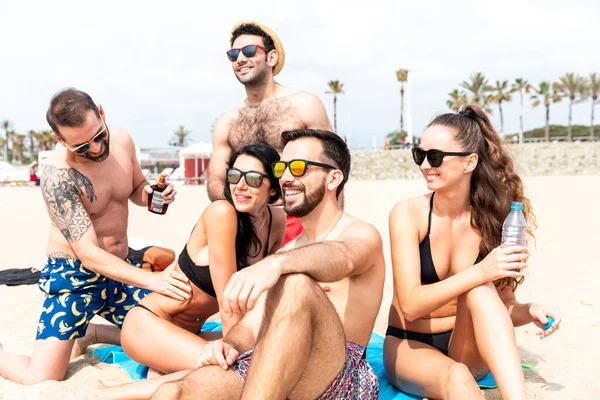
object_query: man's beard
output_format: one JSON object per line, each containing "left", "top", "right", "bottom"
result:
{"left": 283, "top": 178, "right": 326, "bottom": 218}
{"left": 81, "top": 139, "right": 110, "bottom": 162}
{"left": 235, "top": 63, "right": 268, "bottom": 86}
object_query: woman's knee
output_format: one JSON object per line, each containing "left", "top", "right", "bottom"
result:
{"left": 460, "top": 281, "right": 497, "bottom": 307}
{"left": 120, "top": 307, "right": 145, "bottom": 355}
{"left": 445, "top": 362, "right": 475, "bottom": 391}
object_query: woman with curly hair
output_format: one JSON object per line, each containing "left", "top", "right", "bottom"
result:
{"left": 384, "top": 105, "right": 561, "bottom": 399}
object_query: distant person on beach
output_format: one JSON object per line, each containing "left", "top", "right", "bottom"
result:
{"left": 206, "top": 20, "right": 333, "bottom": 245}
{"left": 0, "top": 88, "right": 191, "bottom": 384}
{"left": 29, "top": 161, "right": 40, "bottom": 186}
{"left": 119, "top": 143, "right": 286, "bottom": 373}
{"left": 384, "top": 105, "right": 562, "bottom": 399}
{"left": 83, "top": 129, "right": 384, "bottom": 400}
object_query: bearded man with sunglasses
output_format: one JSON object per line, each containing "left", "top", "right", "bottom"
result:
{"left": 151, "top": 130, "right": 384, "bottom": 400}
{"left": 207, "top": 21, "right": 333, "bottom": 244}
{"left": 0, "top": 89, "right": 193, "bottom": 385}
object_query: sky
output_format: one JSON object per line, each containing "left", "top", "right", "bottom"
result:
{"left": 1, "top": 0, "right": 598, "bottom": 149}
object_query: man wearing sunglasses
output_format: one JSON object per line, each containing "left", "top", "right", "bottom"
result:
{"left": 207, "top": 21, "right": 333, "bottom": 244}
{"left": 0, "top": 89, "right": 193, "bottom": 385}
{"left": 154, "top": 130, "right": 384, "bottom": 399}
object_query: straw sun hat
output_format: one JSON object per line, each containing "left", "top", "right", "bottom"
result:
{"left": 230, "top": 20, "right": 285, "bottom": 76}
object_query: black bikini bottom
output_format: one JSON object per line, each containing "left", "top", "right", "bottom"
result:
{"left": 386, "top": 325, "right": 453, "bottom": 356}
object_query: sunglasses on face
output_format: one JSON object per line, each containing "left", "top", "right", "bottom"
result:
{"left": 65, "top": 121, "right": 109, "bottom": 155}
{"left": 411, "top": 147, "right": 472, "bottom": 168}
{"left": 226, "top": 44, "right": 267, "bottom": 62}
{"left": 271, "top": 159, "right": 337, "bottom": 178}
{"left": 226, "top": 168, "right": 267, "bottom": 188}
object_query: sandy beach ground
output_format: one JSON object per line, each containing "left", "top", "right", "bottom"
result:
{"left": 0, "top": 176, "right": 598, "bottom": 399}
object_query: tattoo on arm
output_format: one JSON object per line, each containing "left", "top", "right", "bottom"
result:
{"left": 48, "top": 251, "right": 74, "bottom": 259}
{"left": 41, "top": 165, "right": 97, "bottom": 243}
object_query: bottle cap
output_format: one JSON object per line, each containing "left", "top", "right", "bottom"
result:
{"left": 157, "top": 174, "right": 167, "bottom": 188}
{"left": 510, "top": 201, "right": 523, "bottom": 211}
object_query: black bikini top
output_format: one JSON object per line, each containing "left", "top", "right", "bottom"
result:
{"left": 178, "top": 206, "right": 272, "bottom": 298}
{"left": 419, "top": 193, "right": 483, "bottom": 285}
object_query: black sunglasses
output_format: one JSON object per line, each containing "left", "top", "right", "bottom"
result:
{"left": 411, "top": 147, "right": 472, "bottom": 168}
{"left": 226, "top": 44, "right": 267, "bottom": 62}
{"left": 271, "top": 159, "right": 337, "bottom": 178}
{"left": 226, "top": 168, "right": 267, "bottom": 188}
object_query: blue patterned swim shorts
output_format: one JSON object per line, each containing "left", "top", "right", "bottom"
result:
{"left": 36, "top": 257, "right": 149, "bottom": 340}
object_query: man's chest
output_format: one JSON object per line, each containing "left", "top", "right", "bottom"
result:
{"left": 75, "top": 159, "right": 134, "bottom": 215}
{"left": 229, "top": 102, "right": 304, "bottom": 151}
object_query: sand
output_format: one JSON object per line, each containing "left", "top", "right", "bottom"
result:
{"left": 0, "top": 176, "right": 598, "bottom": 399}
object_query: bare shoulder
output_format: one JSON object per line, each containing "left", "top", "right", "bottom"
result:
{"left": 217, "top": 107, "right": 240, "bottom": 125}
{"left": 41, "top": 162, "right": 96, "bottom": 202}
{"left": 287, "top": 89, "right": 331, "bottom": 129}
{"left": 390, "top": 194, "right": 431, "bottom": 221}
{"left": 288, "top": 90, "right": 325, "bottom": 108}
{"left": 203, "top": 199, "right": 237, "bottom": 221}
{"left": 389, "top": 194, "right": 433, "bottom": 241}
{"left": 269, "top": 206, "right": 287, "bottom": 225}
{"left": 270, "top": 206, "right": 287, "bottom": 229}
{"left": 213, "top": 110, "right": 237, "bottom": 140}
{"left": 341, "top": 215, "right": 382, "bottom": 247}
{"left": 107, "top": 127, "right": 134, "bottom": 144}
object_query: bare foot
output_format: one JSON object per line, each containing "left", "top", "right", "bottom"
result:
{"left": 71, "top": 325, "right": 97, "bottom": 359}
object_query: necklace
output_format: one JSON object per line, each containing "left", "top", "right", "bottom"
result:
{"left": 299, "top": 210, "right": 344, "bottom": 244}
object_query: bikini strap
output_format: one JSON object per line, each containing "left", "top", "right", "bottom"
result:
{"left": 264, "top": 206, "right": 273, "bottom": 257}
{"left": 427, "top": 192, "right": 435, "bottom": 235}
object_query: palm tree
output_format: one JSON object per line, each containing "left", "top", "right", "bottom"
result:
{"left": 460, "top": 72, "right": 488, "bottom": 106}
{"left": 396, "top": 69, "right": 409, "bottom": 135}
{"left": 446, "top": 89, "right": 468, "bottom": 112}
{"left": 325, "top": 80, "right": 345, "bottom": 139}
{"left": 37, "top": 130, "right": 55, "bottom": 151}
{"left": 530, "top": 82, "right": 562, "bottom": 142}
{"left": 170, "top": 125, "right": 192, "bottom": 147}
{"left": 485, "top": 80, "right": 512, "bottom": 133}
{"left": 510, "top": 78, "right": 532, "bottom": 144}
{"left": 554, "top": 73, "right": 587, "bottom": 141}
{"left": 587, "top": 73, "right": 600, "bottom": 140}
{"left": 28, "top": 130, "right": 37, "bottom": 160}
{"left": 10, "top": 134, "right": 26, "bottom": 164}
{"left": 1, "top": 120, "right": 12, "bottom": 161}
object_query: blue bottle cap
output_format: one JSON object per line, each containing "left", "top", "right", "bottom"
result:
{"left": 543, "top": 316, "right": 554, "bottom": 330}
{"left": 511, "top": 202, "right": 523, "bottom": 211}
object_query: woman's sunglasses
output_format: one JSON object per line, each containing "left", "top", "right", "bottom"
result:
{"left": 226, "top": 44, "right": 267, "bottom": 62}
{"left": 226, "top": 168, "right": 267, "bottom": 188}
{"left": 272, "top": 159, "right": 336, "bottom": 178}
{"left": 65, "top": 122, "right": 109, "bottom": 155}
{"left": 411, "top": 147, "right": 472, "bottom": 168}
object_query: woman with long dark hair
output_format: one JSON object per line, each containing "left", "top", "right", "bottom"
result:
{"left": 384, "top": 105, "right": 561, "bottom": 399}
{"left": 119, "top": 142, "right": 286, "bottom": 373}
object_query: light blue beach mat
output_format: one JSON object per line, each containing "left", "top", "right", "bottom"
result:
{"left": 93, "top": 322, "right": 532, "bottom": 399}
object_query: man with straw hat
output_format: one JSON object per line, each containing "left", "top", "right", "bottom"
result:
{"left": 207, "top": 21, "right": 333, "bottom": 244}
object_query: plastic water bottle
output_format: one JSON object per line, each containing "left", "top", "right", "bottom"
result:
{"left": 501, "top": 202, "right": 527, "bottom": 247}
{"left": 502, "top": 202, "right": 527, "bottom": 271}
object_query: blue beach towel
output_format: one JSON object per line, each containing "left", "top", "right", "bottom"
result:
{"left": 92, "top": 322, "right": 532, "bottom": 399}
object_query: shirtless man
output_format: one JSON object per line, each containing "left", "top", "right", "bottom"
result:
{"left": 0, "top": 88, "right": 191, "bottom": 384}
{"left": 151, "top": 129, "right": 385, "bottom": 399}
{"left": 208, "top": 21, "right": 333, "bottom": 243}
